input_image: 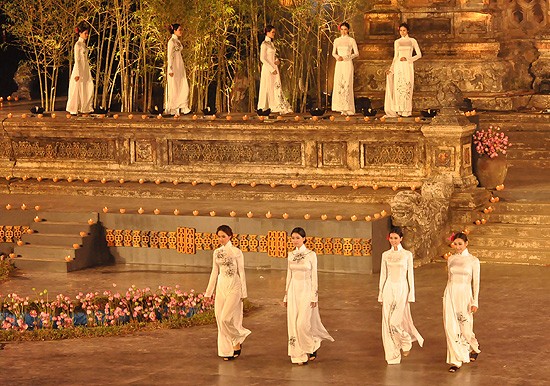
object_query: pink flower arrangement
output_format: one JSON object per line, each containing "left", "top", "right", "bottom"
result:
{"left": 0, "top": 285, "right": 214, "bottom": 331}
{"left": 473, "top": 125, "right": 511, "bottom": 158}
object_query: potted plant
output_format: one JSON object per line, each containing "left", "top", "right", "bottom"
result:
{"left": 472, "top": 125, "right": 511, "bottom": 188}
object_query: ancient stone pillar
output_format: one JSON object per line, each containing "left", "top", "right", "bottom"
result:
{"left": 421, "top": 82, "right": 477, "bottom": 189}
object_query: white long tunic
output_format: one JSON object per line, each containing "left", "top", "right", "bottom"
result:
{"left": 331, "top": 35, "right": 359, "bottom": 114}
{"left": 384, "top": 36, "right": 421, "bottom": 117}
{"left": 284, "top": 245, "right": 334, "bottom": 363}
{"left": 205, "top": 241, "right": 251, "bottom": 357}
{"left": 66, "top": 37, "right": 94, "bottom": 114}
{"left": 257, "top": 36, "right": 292, "bottom": 113}
{"left": 165, "top": 34, "right": 191, "bottom": 115}
{"left": 378, "top": 244, "right": 424, "bottom": 364}
{"left": 443, "top": 249, "right": 481, "bottom": 367}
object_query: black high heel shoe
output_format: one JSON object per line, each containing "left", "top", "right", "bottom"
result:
{"left": 448, "top": 365, "right": 460, "bottom": 373}
{"left": 308, "top": 350, "right": 317, "bottom": 361}
{"left": 233, "top": 343, "right": 242, "bottom": 357}
{"left": 223, "top": 356, "right": 235, "bottom": 361}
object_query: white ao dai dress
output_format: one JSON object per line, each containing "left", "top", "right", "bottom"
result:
{"left": 331, "top": 35, "right": 359, "bottom": 115}
{"left": 284, "top": 245, "right": 334, "bottom": 364}
{"left": 378, "top": 244, "right": 424, "bottom": 364}
{"left": 384, "top": 36, "right": 422, "bottom": 117}
{"left": 165, "top": 34, "right": 191, "bottom": 115}
{"left": 205, "top": 241, "right": 251, "bottom": 357}
{"left": 443, "top": 248, "right": 481, "bottom": 367}
{"left": 257, "top": 36, "right": 292, "bottom": 113}
{"left": 66, "top": 37, "right": 94, "bottom": 114}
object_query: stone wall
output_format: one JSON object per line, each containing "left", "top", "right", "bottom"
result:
{"left": 354, "top": 0, "right": 549, "bottom": 110}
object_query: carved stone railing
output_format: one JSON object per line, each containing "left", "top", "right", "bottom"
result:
{"left": 0, "top": 117, "right": 476, "bottom": 189}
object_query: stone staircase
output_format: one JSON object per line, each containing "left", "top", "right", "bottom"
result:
{"left": 450, "top": 113, "right": 550, "bottom": 265}
{"left": 14, "top": 212, "right": 112, "bottom": 272}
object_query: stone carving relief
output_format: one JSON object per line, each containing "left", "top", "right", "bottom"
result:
{"left": 132, "top": 140, "right": 154, "bottom": 163}
{"left": 390, "top": 174, "right": 454, "bottom": 262}
{"left": 318, "top": 142, "right": 347, "bottom": 167}
{"left": 500, "top": 0, "right": 547, "bottom": 37}
{"left": 356, "top": 60, "right": 506, "bottom": 94}
{"left": 170, "top": 140, "right": 303, "bottom": 165}
{"left": 10, "top": 139, "right": 115, "bottom": 160}
{"left": 362, "top": 142, "right": 418, "bottom": 166}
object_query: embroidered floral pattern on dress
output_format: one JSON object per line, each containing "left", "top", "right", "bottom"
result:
{"left": 216, "top": 249, "right": 236, "bottom": 277}
{"left": 456, "top": 312, "right": 468, "bottom": 324}
{"left": 292, "top": 250, "right": 311, "bottom": 262}
{"left": 289, "top": 336, "right": 297, "bottom": 347}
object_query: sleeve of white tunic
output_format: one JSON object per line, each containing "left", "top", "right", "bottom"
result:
{"left": 378, "top": 253, "right": 387, "bottom": 303}
{"left": 407, "top": 252, "right": 416, "bottom": 303}
{"left": 350, "top": 38, "right": 359, "bottom": 60}
{"left": 167, "top": 39, "right": 175, "bottom": 74}
{"left": 410, "top": 38, "right": 422, "bottom": 62}
{"left": 310, "top": 252, "right": 319, "bottom": 303}
{"left": 204, "top": 253, "right": 219, "bottom": 297}
{"left": 73, "top": 42, "right": 82, "bottom": 78}
{"left": 332, "top": 38, "right": 339, "bottom": 60}
{"left": 283, "top": 256, "right": 291, "bottom": 302}
{"left": 389, "top": 40, "right": 399, "bottom": 72}
{"left": 237, "top": 249, "right": 248, "bottom": 299}
{"left": 471, "top": 257, "right": 480, "bottom": 308}
{"left": 260, "top": 41, "right": 277, "bottom": 73}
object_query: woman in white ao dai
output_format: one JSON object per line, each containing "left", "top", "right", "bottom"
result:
{"left": 257, "top": 25, "right": 292, "bottom": 114}
{"left": 331, "top": 22, "right": 359, "bottom": 115}
{"left": 384, "top": 23, "right": 421, "bottom": 118}
{"left": 66, "top": 23, "right": 94, "bottom": 115}
{"left": 205, "top": 225, "right": 251, "bottom": 360}
{"left": 284, "top": 227, "right": 334, "bottom": 365}
{"left": 165, "top": 23, "right": 191, "bottom": 117}
{"left": 444, "top": 232, "right": 481, "bottom": 373}
{"left": 378, "top": 227, "right": 423, "bottom": 364}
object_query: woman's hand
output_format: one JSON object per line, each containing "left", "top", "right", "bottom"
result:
{"left": 310, "top": 302, "right": 317, "bottom": 308}
{"left": 399, "top": 57, "right": 407, "bottom": 62}
{"left": 337, "top": 56, "right": 343, "bottom": 62}
{"left": 274, "top": 59, "right": 280, "bottom": 66}
{"left": 283, "top": 301, "right": 287, "bottom": 307}
{"left": 271, "top": 69, "right": 278, "bottom": 75}
{"left": 74, "top": 76, "right": 80, "bottom": 82}
{"left": 169, "top": 72, "right": 174, "bottom": 77}
{"left": 385, "top": 69, "right": 392, "bottom": 75}
{"left": 471, "top": 305, "right": 478, "bottom": 313}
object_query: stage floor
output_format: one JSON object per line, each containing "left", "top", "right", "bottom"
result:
{"left": 1, "top": 263, "right": 547, "bottom": 385}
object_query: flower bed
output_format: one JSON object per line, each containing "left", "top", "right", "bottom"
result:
{"left": 0, "top": 285, "right": 215, "bottom": 340}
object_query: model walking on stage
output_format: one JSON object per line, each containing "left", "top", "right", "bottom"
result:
{"left": 257, "top": 25, "right": 292, "bottom": 114}
{"left": 331, "top": 22, "right": 359, "bottom": 116}
{"left": 384, "top": 23, "right": 422, "bottom": 118}
{"left": 378, "top": 227, "right": 424, "bottom": 364}
{"left": 444, "top": 232, "right": 481, "bottom": 373}
{"left": 66, "top": 22, "right": 94, "bottom": 115}
{"left": 165, "top": 23, "right": 191, "bottom": 117}
{"left": 205, "top": 225, "right": 251, "bottom": 360}
{"left": 284, "top": 227, "right": 334, "bottom": 365}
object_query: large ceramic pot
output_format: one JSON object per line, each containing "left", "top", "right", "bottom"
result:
{"left": 474, "top": 155, "right": 508, "bottom": 189}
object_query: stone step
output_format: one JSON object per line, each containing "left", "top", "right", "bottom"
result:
{"left": 507, "top": 149, "right": 550, "bottom": 160}
{"left": 13, "top": 258, "right": 71, "bottom": 273}
{"left": 31, "top": 221, "right": 92, "bottom": 234}
{"left": 21, "top": 233, "right": 86, "bottom": 246}
{"left": 13, "top": 244, "right": 78, "bottom": 260}
{"left": 508, "top": 159, "right": 550, "bottom": 168}
{"left": 462, "top": 223, "right": 550, "bottom": 238}
{"left": 36, "top": 212, "right": 99, "bottom": 223}
{"left": 469, "top": 237, "right": 550, "bottom": 249}
{"left": 496, "top": 202, "right": 550, "bottom": 215}
{"left": 468, "top": 247, "right": 550, "bottom": 266}
{"left": 485, "top": 213, "right": 550, "bottom": 225}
